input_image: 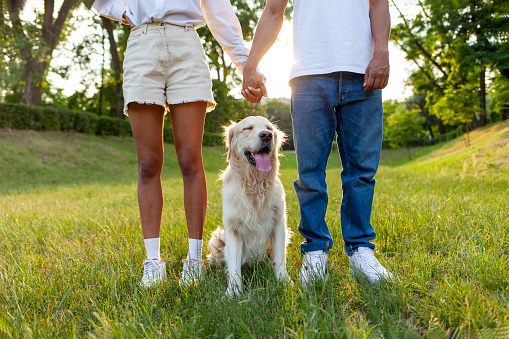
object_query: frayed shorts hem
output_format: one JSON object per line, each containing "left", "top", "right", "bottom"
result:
{"left": 123, "top": 99, "right": 216, "bottom": 116}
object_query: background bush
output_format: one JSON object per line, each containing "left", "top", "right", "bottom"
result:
{"left": 0, "top": 103, "right": 224, "bottom": 146}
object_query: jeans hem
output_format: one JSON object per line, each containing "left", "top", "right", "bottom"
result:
{"left": 345, "top": 243, "right": 375, "bottom": 256}
{"left": 299, "top": 241, "right": 333, "bottom": 255}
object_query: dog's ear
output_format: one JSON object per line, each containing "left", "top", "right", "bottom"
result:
{"left": 223, "top": 121, "right": 236, "bottom": 161}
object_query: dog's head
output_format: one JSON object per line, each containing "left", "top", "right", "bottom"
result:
{"left": 224, "top": 116, "right": 285, "bottom": 173}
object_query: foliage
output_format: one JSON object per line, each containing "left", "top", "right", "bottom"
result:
{"left": 391, "top": 0, "right": 509, "bottom": 127}
{"left": 429, "top": 85, "right": 478, "bottom": 126}
{"left": 490, "top": 74, "right": 509, "bottom": 118}
{"left": 0, "top": 5, "right": 24, "bottom": 103}
{"left": 384, "top": 107, "right": 425, "bottom": 157}
{"left": 0, "top": 0, "right": 80, "bottom": 105}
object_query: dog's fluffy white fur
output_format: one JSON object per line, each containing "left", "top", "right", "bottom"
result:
{"left": 208, "top": 116, "right": 290, "bottom": 296}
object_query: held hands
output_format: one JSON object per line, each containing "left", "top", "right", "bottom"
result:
{"left": 363, "top": 50, "right": 390, "bottom": 91}
{"left": 122, "top": 12, "right": 135, "bottom": 29}
{"left": 242, "top": 67, "right": 267, "bottom": 103}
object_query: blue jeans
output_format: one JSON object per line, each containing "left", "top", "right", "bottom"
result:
{"left": 290, "top": 72, "right": 383, "bottom": 256}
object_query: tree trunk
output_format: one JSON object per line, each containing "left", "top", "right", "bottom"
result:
{"left": 501, "top": 68, "right": 509, "bottom": 121}
{"left": 0, "top": 0, "right": 4, "bottom": 26}
{"left": 437, "top": 118, "right": 447, "bottom": 135}
{"left": 9, "top": 0, "right": 78, "bottom": 106}
{"left": 463, "top": 123, "right": 470, "bottom": 147}
{"left": 479, "top": 68, "right": 486, "bottom": 126}
{"left": 98, "top": 28, "right": 105, "bottom": 115}
{"left": 102, "top": 16, "right": 124, "bottom": 119}
{"left": 428, "top": 125, "right": 434, "bottom": 138}
{"left": 21, "top": 58, "right": 47, "bottom": 105}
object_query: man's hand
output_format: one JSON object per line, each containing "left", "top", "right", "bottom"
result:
{"left": 242, "top": 67, "right": 267, "bottom": 103}
{"left": 363, "top": 50, "right": 389, "bottom": 91}
{"left": 122, "top": 12, "right": 134, "bottom": 29}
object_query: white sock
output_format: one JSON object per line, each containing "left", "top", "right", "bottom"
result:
{"left": 187, "top": 238, "right": 202, "bottom": 261}
{"left": 144, "top": 238, "right": 161, "bottom": 260}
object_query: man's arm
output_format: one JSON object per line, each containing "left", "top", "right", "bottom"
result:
{"left": 242, "top": 0, "right": 288, "bottom": 103}
{"left": 364, "top": 0, "right": 391, "bottom": 91}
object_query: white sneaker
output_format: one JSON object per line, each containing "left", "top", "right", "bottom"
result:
{"left": 140, "top": 259, "right": 166, "bottom": 288}
{"left": 179, "top": 259, "right": 204, "bottom": 286}
{"left": 299, "top": 250, "right": 328, "bottom": 285}
{"left": 349, "top": 247, "right": 393, "bottom": 283}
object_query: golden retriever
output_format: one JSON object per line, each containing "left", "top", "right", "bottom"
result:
{"left": 208, "top": 116, "right": 290, "bottom": 296}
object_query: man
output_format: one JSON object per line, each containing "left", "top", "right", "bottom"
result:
{"left": 242, "top": 0, "right": 393, "bottom": 284}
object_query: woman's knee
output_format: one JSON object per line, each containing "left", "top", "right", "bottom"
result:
{"left": 177, "top": 152, "right": 203, "bottom": 179}
{"left": 138, "top": 156, "right": 163, "bottom": 181}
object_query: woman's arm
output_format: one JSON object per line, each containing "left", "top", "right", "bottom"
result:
{"left": 200, "top": 0, "right": 252, "bottom": 76}
{"left": 92, "top": 0, "right": 127, "bottom": 23}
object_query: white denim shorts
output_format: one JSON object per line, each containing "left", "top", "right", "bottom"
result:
{"left": 122, "top": 22, "right": 216, "bottom": 115}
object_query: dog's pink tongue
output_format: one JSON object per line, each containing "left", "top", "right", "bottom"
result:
{"left": 254, "top": 153, "right": 272, "bottom": 172}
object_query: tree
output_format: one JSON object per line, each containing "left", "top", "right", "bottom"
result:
{"left": 384, "top": 108, "right": 425, "bottom": 159}
{"left": 0, "top": 4, "right": 23, "bottom": 102}
{"left": 391, "top": 0, "right": 509, "bottom": 130}
{"left": 3, "top": 0, "right": 79, "bottom": 105}
{"left": 404, "top": 92, "right": 440, "bottom": 138}
{"left": 490, "top": 72, "right": 509, "bottom": 121}
{"left": 429, "top": 85, "right": 479, "bottom": 146}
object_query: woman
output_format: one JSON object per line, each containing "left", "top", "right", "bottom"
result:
{"left": 93, "top": 0, "right": 255, "bottom": 287}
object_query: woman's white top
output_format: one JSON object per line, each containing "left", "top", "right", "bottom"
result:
{"left": 290, "top": 0, "right": 374, "bottom": 80}
{"left": 93, "top": 0, "right": 250, "bottom": 74}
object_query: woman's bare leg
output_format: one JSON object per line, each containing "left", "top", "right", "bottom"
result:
{"left": 128, "top": 103, "right": 165, "bottom": 240}
{"left": 169, "top": 101, "right": 208, "bottom": 241}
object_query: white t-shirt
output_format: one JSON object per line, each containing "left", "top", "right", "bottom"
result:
{"left": 290, "top": 0, "right": 373, "bottom": 80}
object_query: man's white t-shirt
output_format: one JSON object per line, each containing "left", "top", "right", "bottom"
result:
{"left": 290, "top": 0, "right": 373, "bottom": 81}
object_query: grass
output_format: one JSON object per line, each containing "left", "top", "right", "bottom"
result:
{"left": 0, "top": 121, "right": 508, "bottom": 337}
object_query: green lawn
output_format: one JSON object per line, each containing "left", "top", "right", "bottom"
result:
{"left": 0, "top": 122, "right": 508, "bottom": 337}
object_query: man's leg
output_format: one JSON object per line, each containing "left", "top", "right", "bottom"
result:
{"left": 291, "top": 74, "right": 338, "bottom": 253}
{"left": 335, "top": 72, "right": 382, "bottom": 255}
{"left": 290, "top": 74, "right": 338, "bottom": 284}
{"left": 335, "top": 72, "right": 391, "bottom": 282}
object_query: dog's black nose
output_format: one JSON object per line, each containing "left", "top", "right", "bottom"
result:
{"left": 259, "top": 131, "right": 273, "bottom": 141}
